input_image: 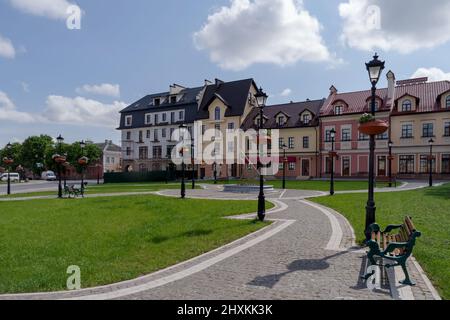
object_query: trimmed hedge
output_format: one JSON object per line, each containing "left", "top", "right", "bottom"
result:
{"left": 104, "top": 171, "right": 173, "bottom": 183}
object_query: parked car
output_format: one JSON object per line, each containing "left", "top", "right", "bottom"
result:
{"left": 0, "top": 172, "right": 20, "bottom": 182}
{"left": 41, "top": 171, "right": 57, "bottom": 181}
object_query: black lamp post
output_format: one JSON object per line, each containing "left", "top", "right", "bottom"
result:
{"left": 364, "top": 54, "right": 385, "bottom": 241}
{"left": 4, "top": 142, "right": 13, "bottom": 195}
{"left": 79, "top": 140, "right": 86, "bottom": 197}
{"left": 281, "top": 143, "right": 287, "bottom": 189}
{"left": 179, "top": 124, "right": 187, "bottom": 199}
{"left": 428, "top": 138, "right": 434, "bottom": 187}
{"left": 56, "top": 134, "right": 64, "bottom": 198}
{"left": 213, "top": 161, "right": 217, "bottom": 184}
{"left": 330, "top": 129, "right": 336, "bottom": 196}
{"left": 191, "top": 142, "right": 195, "bottom": 190}
{"left": 388, "top": 140, "right": 393, "bottom": 187}
{"left": 255, "top": 87, "right": 268, "bottom": 222}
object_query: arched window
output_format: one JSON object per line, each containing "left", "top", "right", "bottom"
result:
{"left": 214, "top": 107, "right": 221, "bottom": 120}
{"left": 446, "top": 95, "right": 450, "bottom": 109}
{"left": 402, "top": 99, "right": 412, "bottom": 112}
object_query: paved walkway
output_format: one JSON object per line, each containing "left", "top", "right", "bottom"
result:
{"left": 0, "top": 182, "right": 440, "bottom": 300}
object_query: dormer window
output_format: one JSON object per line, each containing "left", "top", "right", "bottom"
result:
{"left": 402, "top": 100, "right": 412, "bottom": 112}
{"left": 334, "top": 105, "right": 343, "bottom": 115}
{"left": 302, "top": 113, "right": 311, "bottom": 124}
{"left": 446, "top": 96, "right": 450, "bottom": 109}
{"left": 277, "top": 116, "right": 286, "bottom": 126}
{"left": 254, "top": 116, "right": 265, "bottom": 126}
{"left": 125, "top": 115, "right": 132, "bottom": 127}
{"left": 170, "top": 96, "right": 177, "bottom": 104}
{"left": 215, "top": 107, "right": 221, "bottom": 121}
{"left": 368, "top": 101, "right": 379, "bottom": 111}
{"left": 154, "top": 98, "right": 160, "bottom": 106}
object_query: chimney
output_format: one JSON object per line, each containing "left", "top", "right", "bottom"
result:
{"left": 215, "top": 78, "right": 224, "bottom": 88}
{"left": 386, "top": 70, "right": 396, "bottom": 107}
{"left": 329, "top": 85, "right": 337, "bottom": 96}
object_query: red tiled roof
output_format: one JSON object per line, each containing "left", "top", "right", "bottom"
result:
{"left": 321, "top": 80, "right": 450, "bottom": 116}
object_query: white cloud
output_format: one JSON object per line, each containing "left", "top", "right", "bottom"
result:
{"left": 0, "top": 34, "right": 16, "bottom": 59}
{"left": 194, "top": 0, "right": 331, "bottom": 71}
{"left": 339, "top": 0, "right": 450, "bottom": 53}
{"left": 411, "top": 68, "right": 450, "bottom": 82}
{"left": 280, "top": 88, "right": 292, "bottom": 97}
{"left": 76, "top": 83, "right": 121, "bottom": 98}
{"left": 43, "top": 96, "right": 127, "bottom": 127}
{"left": 8, "top": 0, "right": 75, "bottom": 20}
{"left": 0, "top": 91, "right": 39, "bottom": 123}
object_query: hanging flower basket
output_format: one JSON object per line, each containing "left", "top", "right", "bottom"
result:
{"left": 388, "top": 155, "right": 395, "bottom": 161}
{"left": 2, "top": 157, "right": 13, "bottom": 165}
{"left": 329, "top": 151, "right": 338, "bottom": 158}
{"left": 358, "top": 119, "right": 389, "bottom": 136}
{"left": 52, "top": 154, "right": 66, "bottom": 164}
{"left": 78, "top": 156, "right": 89, "bottom": 166}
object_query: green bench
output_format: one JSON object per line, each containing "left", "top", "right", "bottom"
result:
{"left": 64, "top": 184, "right": 85, "bottom": 198}
{"left": 363, "top": 216, "right": 422, "bottom": 286}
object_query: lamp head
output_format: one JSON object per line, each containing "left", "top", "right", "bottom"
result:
{"left": 366, "top": 53, "right": 385, "bottom": 85}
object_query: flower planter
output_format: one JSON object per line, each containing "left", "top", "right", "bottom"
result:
{"left": 358, "top": 120, "right": 388, "bottom": 136}
{"left": 78, "top": 157, "right": 89, "bottom": 166}
{"left": 329, "top": 151, "right": 338, "bottom": 158}
{"left": 388, "top": 155, "right": 395, "bottom": 161}
{"left": 2, "top": 158, "right": 13, "bottom": 165}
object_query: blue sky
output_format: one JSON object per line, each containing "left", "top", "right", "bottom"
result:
{"left": 1, "top": 0, "right": 450, "bottom": 146}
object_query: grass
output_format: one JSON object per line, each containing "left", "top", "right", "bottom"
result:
{"left": 311, "top": 183, "right": 450, "bottom": 300}
{"left": 0, "top": 195, "right": 273, "bottom": 294}
{"left": 203, "top": 179, "right": 393, "bottom": 191}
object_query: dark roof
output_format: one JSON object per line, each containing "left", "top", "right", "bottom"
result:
{"left": 197, "top": 78, "right": 257, "bottom": 119}
{"left": 241, "top": 99, "right": 325, "bottom": 130}
{"left": 94, "top": 141, "right": 121, "bottom": 152}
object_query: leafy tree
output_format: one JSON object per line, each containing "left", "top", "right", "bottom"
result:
{"left": 0, "top": 142, "right": 23, "bottom": 171}
{"left": 21, "top": 135, "right": 54, "bottom": 175}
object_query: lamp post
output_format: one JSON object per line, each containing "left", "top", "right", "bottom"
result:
{"left": 281, "top": 143, "right": 287, "bottom": 189}
{"left": 96, "top": 163, "right": 101, "bottom": 185}
{"left": 388, "top": 140, "right": 393, "bottom": 187}
{"left": 191, "top": 142, "right": 195, "bottom": 190}
{"left": 255, "top": 87, "right": 268, "bottom": 222}
{"left": 56, "top": 134, "right": 64, "bottom": 198}
{"left": 213, "top": 161, "right": 217, "bottom": 184}
{"left": 79, "top": 140, "right": 86, "bottom": 197}
{"left": 3, "top": 142, "right": 13, "bottom": 195}
{"left": 179, "top": 124, "right": 187, "bottom": 199}
{"left": 428, "top": 138, "right": 434, "bottom": 187}
{"left": 364, "top": 54, "right": 385, "bottom": 241}
{"left": 330, "top": 129, "right": 336, "bottom": 196}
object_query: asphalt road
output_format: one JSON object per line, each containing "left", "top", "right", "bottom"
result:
{"left": 0, "top": 180, "right": 101, "bottom": 195}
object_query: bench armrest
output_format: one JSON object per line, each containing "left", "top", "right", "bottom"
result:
{"left": 382, "top": 224, "right": 403, "bottom": 233}
{"left": 382, "top": 241, "right": 408, "bottom": 255}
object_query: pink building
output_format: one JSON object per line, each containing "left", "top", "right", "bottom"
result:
{"left": 319, "top": 71, "right": 396, "bottom": 178}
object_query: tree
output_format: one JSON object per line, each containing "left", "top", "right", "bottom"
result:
{"left": 21, "top": 135, "right": 54, "bottom": 175}
{"left": 0, "top": 142, "right": 23, "bottom": 170}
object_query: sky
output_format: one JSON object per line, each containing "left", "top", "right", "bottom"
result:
{"left": 1, "top": 0, "right": 450, "bottom": 147}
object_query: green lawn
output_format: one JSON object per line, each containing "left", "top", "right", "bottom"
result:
{"left": 203, "top": 179, "right": 393, "bottom": 191}
{"left": 0, "top": 195, "right": 272, "bottom": 294}
{"left": 311, "top": 183, "right": 450, "bottom": 299}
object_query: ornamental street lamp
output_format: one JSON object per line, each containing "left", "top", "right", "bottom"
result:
{"left": 330, "top": 129, "right": 336, "bottom": 196}
{"left": 429, "top": 138, "right": 434, "bottom": 187}
{"left": 213, "top": 161, "right": 217, "bottom": 184}
{"left": 179, "top": 124, "right": 187, "bottom": 199}
{"left": 79, "top": 140, "right": 86, "bottom": 197}
{"left": 281, "top": 143, "right": 288, "bottom": 190}
{"left": 388, "top": 140, "right": 394, "bottom": 187}
{"left": 364, "top": 53, "right": 385, "bottom": 241}
{"left": 3, "top": 142, "right": 13, "bottom": 195}
{"left": 255, "top": 87, "right": 268, "bottom": 222}
{"left": 56, "top": 134, "right": 65, "bottom": 198}
{"left": 191, "top": 142, "right": 195, "bottom": 190}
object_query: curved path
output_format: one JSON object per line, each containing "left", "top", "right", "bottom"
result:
{"left": 0, "top": 183, "right": 440, "bottom": 300}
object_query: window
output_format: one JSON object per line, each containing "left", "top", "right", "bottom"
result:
{"left": 288, "top": 162, "right": 296, "bottom": 171}
{"left": 215, "top": 107, "right": 221, "bottom": 121}
{"left": 279, "top": 137, "right": 284, "bottom": 148}
{"left": 341, "top": 128, "right": 351, "bottom": 141}
{"left": 152, "top": 146, "right": 162, "bottom": 159}
{"left": 111, "top": 157, "right": 115, "bottom": 164}
{"left": 171, "top": 112, "right": 175, "bottom": 123}
{"left": 302, "top": 113, "right": 311, "bottom": 124}
{"left": 228, "top": 122, "right": 235, "bottom": 131}
{"left": 325, "top": 129, "right": 334, "bottom": 142}
{"left": 167, "top": 145, "right": 174, "bottom": 159}
{"left": 126, "top": 147, "right": 131, "bottom": 156}
{"left": 125, "top": 115, "right": 132, "bottom": 126}
{"left": 402, "top": 100, "right": 412, "bottom": 112}
{"left": 179, "top": 111, "right": 184, "bottom": 121}
{"left": 401, "top": 124, "right": 413, "bottom": 138}
{"left": 277, "top": 116, "right": 285, "bottom": 126}
{"left": 288, "top": 137, "right": 294, "bottom": 149}
{"left": 154, "top": 114, "right": 159, "bottom": 124}
{"left": 422, "top": 123, "right": 434, "bottom": 137}
{"left": 420, "top": 155, "right": 436, "bottom": 173}
{"left": 145, "top": 114, "right": 152, "bottom": 124}
{"left": 146, "top": 130, "right": 151, "bottom": 139}
{"left": 126, "top": 131, "right": 131, "bottom": 140}
{"left": 303, "top": 136, "right": 310, "bottom": 149}
{"left": 368, "top": 101, "right": 379, "bottom": 111}
{"left": 138, "top": 146, "right": 148, "bottom": 160}
{"left": 154, "top": 129, "right": 159, "bottom": 141}
{"left": 138, "top": 130, "right": 143, "bottom": 143}
{"left": 376, "top": 132, "right": 388, "bottom": 140}
{"left": 358, "top": 132, "right": 369, "bottom": 141}
{"left": 106, "top": 157, "right": 110, "bottom": 164}
{"left": 154, "top": 98, "right": 160, "bottom": 106}
{"left": 399, "top": 155, "right": 415, "bottom": 174}
{"left": 170, "top": 96, "right": 177, "bottom": 104}
{"left": 334, "top": 105, "right": 343, "bottom": 115}
{"left": 162, "top": 113, "right": 167, "bottom": 122}
{"left": 228, "top": 141, "right": 234, "bottom": 152}
{"left": 162, "top": 128, "right": 166, "bottom": 138}
{"left": 445, "top": 122, "right": 450, "bottom": 137}
{"left": 446, "top": 96, "right": 450, "bottom": 109}
{"left": 442, "top": 154, "right": 450, "bottom": 173}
